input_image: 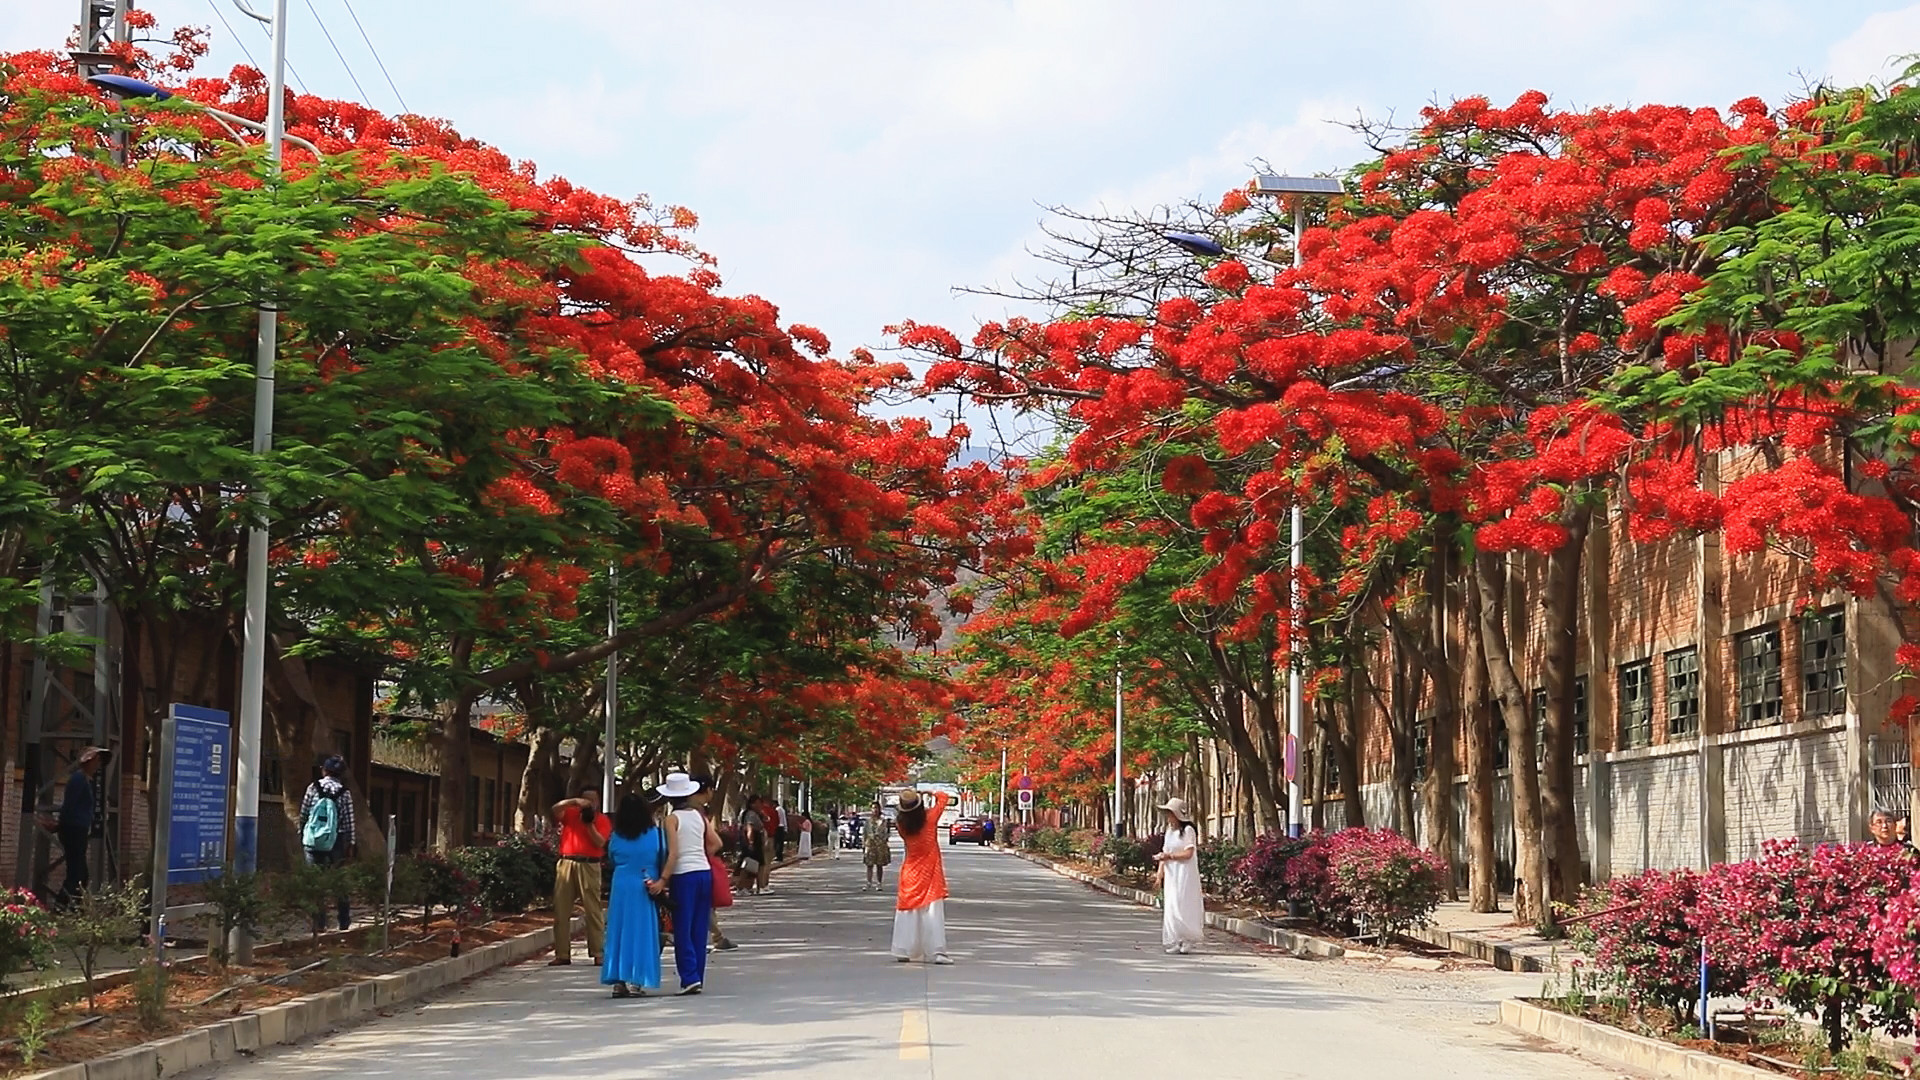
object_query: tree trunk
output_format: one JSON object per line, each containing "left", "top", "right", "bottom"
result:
{"left": 1388, "top": 629, "right": 1420, "bottom": 836}
{"left": 1309, "top": 711, "right": 1327, "bottom": 832}
{"left": 1336, "top": 663, "right": 1366, "bottom": 828}
{"left": 1540, "top": 502, "right": 1593, "bottom": 909}
{"left": 433, "top": 636, "right": 478, "bottom": 850}
{"left": 1464, "top": 575, "right": 1499, "bottom": 913}
{"left": 1473, "top": 549, "right": 1548, "bottom": 928}
{"left": 1416, "top": 546, "right": 1461, "bottom": 900}
{"left": 565, "top": 732, "right": 601, "bottom": 800}
{"left": 515, "top": 727, "right": 561, "bottom": 833}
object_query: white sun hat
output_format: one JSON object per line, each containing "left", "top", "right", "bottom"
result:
{"left": 656, "top": 772, "right": 700, "bottom": 798}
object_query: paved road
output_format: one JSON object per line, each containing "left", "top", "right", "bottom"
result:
{"left": 196, "top": 841, "right": 1629, "bottom": 1080}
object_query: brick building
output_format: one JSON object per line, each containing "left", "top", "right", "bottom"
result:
{"left": 1144, "top": 444, "right": 1913, "bottom": 884}
{"left": 3, "top": 600, "right": 379, "bottom": 895}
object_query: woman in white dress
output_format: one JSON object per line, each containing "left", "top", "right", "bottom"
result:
{"left": 797, "top": 811, "right": 813, "bottom": 860}
{"left": 1153, "top": 797, "right": 1204, "bottom": 954}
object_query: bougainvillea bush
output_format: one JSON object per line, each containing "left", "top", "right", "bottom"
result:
{"left": 1694, "top": 840, "right": 1911, "bottom": 1053}
{"left": 1566, "top": 867, "right": 1738, "bottom": 1025}
{"left": 1323, "top": 829, "right": 1447, "bottom": 938}
{"left": 0, "top": 888, "right": 55, "bottom": 993}
{"left": 1235, "top": 830, "right": 1324, "bottom": 909}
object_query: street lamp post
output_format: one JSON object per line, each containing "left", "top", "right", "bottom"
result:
{"left": 90, "top": 0, "right": 297, "bottom": 966}
{"left": 1254, "top": 175, "right": 1344, "bottom": 840}
{"left": 1166, "top": 175, "right": 1345, "bottom": 839}
{"left": 1113, "top": 660, "right": 1125, "bottom": 837}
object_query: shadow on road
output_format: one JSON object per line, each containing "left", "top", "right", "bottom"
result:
{"left": 249, "top": 845, "right": 1365, "bottom": 1078}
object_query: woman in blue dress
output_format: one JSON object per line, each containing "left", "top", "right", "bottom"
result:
{"left": 600, "top": 792, "right": 667, "bottom": 998}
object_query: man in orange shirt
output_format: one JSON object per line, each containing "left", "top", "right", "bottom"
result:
{"left": 550, "top": 786, "right": 611, "bottom": 965}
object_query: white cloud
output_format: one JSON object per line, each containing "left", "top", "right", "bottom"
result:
{"left": 1829, "top": 4, "right": 1920, "bottom": 86}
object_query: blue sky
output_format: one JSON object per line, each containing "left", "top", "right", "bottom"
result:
{"left": 5, "top": 1, "right": 1918, "bottom": 422}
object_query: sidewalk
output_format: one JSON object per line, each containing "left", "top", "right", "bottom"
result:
{"left": 1406, "top": 899, "right": 1567, "bottom": 973}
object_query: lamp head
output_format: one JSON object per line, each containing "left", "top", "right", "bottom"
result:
{"left": 1163, "top": 231, "right": 1227, "bottom": 258}
{"left": 86, "top": 74, "right": 171, "bottom": 101}
{"left": 1253, "top": 174, "right": 1343, "bottom": 197}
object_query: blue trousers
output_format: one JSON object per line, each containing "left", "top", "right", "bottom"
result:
{"left": 668, "top": 870, "right": 713, "bottom": 988}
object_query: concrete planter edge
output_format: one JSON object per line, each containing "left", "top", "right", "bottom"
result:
{"left": 1498, "top": 997, "right": 1782, "bottom": 1080}
{"left": 20, "top": 921, "right": 562, "bottom": 1080}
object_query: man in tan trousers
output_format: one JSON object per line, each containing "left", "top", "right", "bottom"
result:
{"left": 548, "top": 787, "right": 609, "bottom": 965}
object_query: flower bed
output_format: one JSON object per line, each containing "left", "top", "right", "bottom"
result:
{"left": 0, "top": 910, "right": 548, "bottom": 1078}
{"left": 1013, "top": 825, "right": 1449, "bottom": 950}
{"left": 1545, "top": 838, "right": 1920, "bottom": 1078}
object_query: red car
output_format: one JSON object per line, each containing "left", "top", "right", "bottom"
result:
{"left": 947, "top": 816, "right": 987, "bottom": 845}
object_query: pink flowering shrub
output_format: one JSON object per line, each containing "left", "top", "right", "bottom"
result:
{"left": 1280, "top": 831, "right": 1342, "bottom": 924}
{"left": 0, "top": 886, "right": 56, "bottom": 992}
{"left": 1567, "top": 867, "right": 1739, "bottom": 1024}
{"left": 1323, "top": 828, "right": 1447, "bottom": 937}
{"left": 1234, "top": 830, "right": 1324, "bottom": 908}
{"left": 1696, "top": 840, "right": 1911, "bottom": 1054}
{"left": 1874, "top": 866, "right": 1920, "bottom": 993}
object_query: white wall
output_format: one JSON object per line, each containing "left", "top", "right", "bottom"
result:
{"left": 1309, "top": 719, "right": 1858, "bottom": 882}
{"left": 1724, "top": 725, "right": 1848, "bottom": 860}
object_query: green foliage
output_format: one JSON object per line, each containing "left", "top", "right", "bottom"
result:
{"left": 15, "top": 996, "right": 54, "bottom": 1066}
{"left": 1196, "top": 838, "right": 1249, "bottom": 900}
{"left": 199, "top": 866, "right": 268, "bottom": 966}
{"left": 131, "top": 958, "right": 168, "bottom": 1031}
{"left": 1031, "top": 828, "right": 1074, "bottom": 857}
{"left": 272, "top": 861, "right": 347, "bottom": 941}
{"left": 53, "top": 881, "right": 145, "bottom": 1012}
{"left": 449, "top": 835, "right": 555, "bottom": 915}
{"left": 410, "top": 851, "right": 480, "bottom": 922}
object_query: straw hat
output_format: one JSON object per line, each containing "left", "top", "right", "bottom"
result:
{"left": 1157, "top": 796, "right": 1191, "bottom": 818}
{"left": 656, "top": 772, "right": 700, "bottom": 798}
{"left": 897, "top": 790, "right": 923, "bottom": 810}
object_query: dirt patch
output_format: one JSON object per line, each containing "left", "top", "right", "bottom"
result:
{"left": 0, "top": 912, "right": 549, "bottom": 1078}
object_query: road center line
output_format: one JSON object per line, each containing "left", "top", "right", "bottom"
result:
{"left": 899, "top": 1006, "right": 930, "bottom": 1061}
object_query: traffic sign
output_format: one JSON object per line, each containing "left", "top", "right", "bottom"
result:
{"left": 1016, "top": 774, "right": 1032, "bottom": 791}
{"left": 1016, "top": 788, "right": 1034, "bottom": 810}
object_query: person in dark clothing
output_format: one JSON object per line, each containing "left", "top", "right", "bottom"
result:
{"left": 55, "top": 747, "right": 108, "bottom": 905}
{"left": 298, "top": 756, "right": 358, "bottom": 932}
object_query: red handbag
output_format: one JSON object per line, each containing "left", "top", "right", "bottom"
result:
{"left": 709, "top": 853, "right": 734, "bottom": 908}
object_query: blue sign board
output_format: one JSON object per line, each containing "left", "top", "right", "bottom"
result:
{"left": 167, "top": 704, "right": 231, "bottom": 885}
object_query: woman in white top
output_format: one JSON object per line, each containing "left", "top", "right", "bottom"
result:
{"left": 1153, "top": 796, "right": 1204, "bottom": 954}
{"left": 658, "top": 772, "right": 722, "bottom": 994}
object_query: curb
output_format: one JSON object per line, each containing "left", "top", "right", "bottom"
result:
{"left": 1499, "top": 998, "right": 1778, "bottom": 1080}
{"left": 23, "top": 920, "right": 567, "bottom": 1080}
{"left": 1003, "top": 849, "right": 1347, "bottom": 960}
{"left": 1404, "top": 925, "right": 1557, "bottom": 973}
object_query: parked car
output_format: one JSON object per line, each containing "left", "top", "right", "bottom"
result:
{"left": 948, "top": 816, "right": 987, "bottom": 845}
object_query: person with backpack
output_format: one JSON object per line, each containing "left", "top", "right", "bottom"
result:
{"left": 299, "top": 756, "right": 357, "bottom": 933}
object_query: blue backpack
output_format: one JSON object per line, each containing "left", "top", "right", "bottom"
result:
{"left": 303, "top": 786, "right": 341, "bottom": 853}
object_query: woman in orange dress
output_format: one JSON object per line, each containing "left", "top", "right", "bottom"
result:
{"left": 890, "top": 789, "right": 953, "bottom": 964}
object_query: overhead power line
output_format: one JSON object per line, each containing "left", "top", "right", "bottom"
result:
{"left": 302, "top": 0, "right": 373, "bottom": 106}
{"left": 205, "top": 0, "right": 264, "bottom": 75}
{"left": 338, "top": 0, "right": 411, "bottom": 115}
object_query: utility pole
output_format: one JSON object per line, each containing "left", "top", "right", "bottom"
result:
{"left": 603, "top": 566, "right": 617, "bottom": 806}
{"left": 73, "top": 1, "right": 131, "bottom": 79}
{"left": 998, "top": 743, "right": 1007, "bottom": 824}
{"left": 231, "top": 0, "right": 290, "bottom": 967}
{"left": 1113, "top": 662, "right": 1124, "bottom": 837}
